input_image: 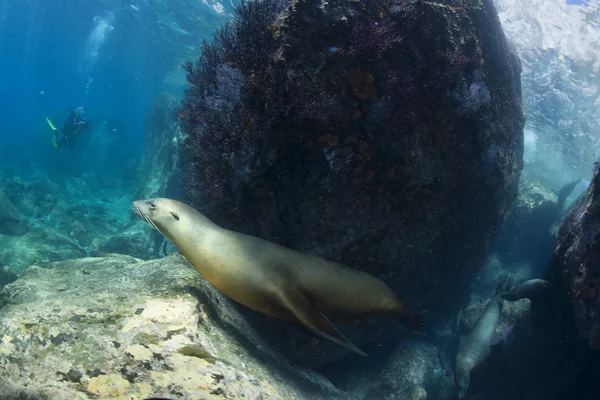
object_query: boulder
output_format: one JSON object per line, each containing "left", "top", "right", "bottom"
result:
{"left": 179, "top": 0, "right": 524, "bottom": 364}
{"left": 556, "top": 161, "right": 600, "bottom": 348}
{"left": 364, "top": 340, "right": 453, "bottom": 400}
{"left": 0, "top": 254, "right": 351, "bottom": 400}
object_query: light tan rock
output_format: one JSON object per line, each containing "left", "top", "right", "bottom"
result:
{"left": 0, "top": 254, "right": 351, "bottom": 399}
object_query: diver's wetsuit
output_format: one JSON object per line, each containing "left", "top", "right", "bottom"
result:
{"left": 57, "top": 109, "right": 91, "bottom": 149}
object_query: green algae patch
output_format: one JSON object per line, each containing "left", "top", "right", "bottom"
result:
{"left": 178, "top": 344, "right": 217, "bottom": 364}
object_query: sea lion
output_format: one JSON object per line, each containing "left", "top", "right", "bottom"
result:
{"left": 454, "top": 275, "right": 513, "bottom": 399}
{"left": 501, "top": 278, "right": 553, "bottom": 302}
{"left": 132, "top": 198, "right": 425, "bottom": 356}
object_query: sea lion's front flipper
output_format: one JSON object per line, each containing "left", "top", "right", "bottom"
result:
{"left": 279, "top": 290, "right": 368, "bottom": 357}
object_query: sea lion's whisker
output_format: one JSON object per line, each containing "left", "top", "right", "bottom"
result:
{"left": 138, "top": 208, "right": 161, "bottom": 234}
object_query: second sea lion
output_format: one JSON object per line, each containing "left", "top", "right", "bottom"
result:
{"left": 455, "top": 275, "right": 513, "bottom": 399}
{"left": 501, "top": 278, "right": 553, "bottom": 302}
{"left": 132, "top": 198, "right": 425, "bottom": 356}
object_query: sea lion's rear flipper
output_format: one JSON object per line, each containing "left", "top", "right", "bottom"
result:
{"left": 279, "top": 290, "right": 368, "bottom": 357}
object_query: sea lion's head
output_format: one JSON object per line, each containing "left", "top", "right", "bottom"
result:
{"left": 132, "top": 198, "right": 185, "bottom": 241}
{"left": 454, "top": 356, "right": 473, "bottom": 399}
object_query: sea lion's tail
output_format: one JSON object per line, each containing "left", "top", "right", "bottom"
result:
{"left": 399, "top": 308, "right": 427, "bottom": 336}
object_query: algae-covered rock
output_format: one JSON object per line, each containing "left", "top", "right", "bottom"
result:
{"left": 180, "top": 0, "right": 524, "bottom": 364}
{"left": 0, "top": 190, "right": 28, "bottom": 236}
{"left": 0, "top": 254, "right": 351, "bottom": 400}
{"left": 365, "top": 340, "right": 452, "bottom": 400}
{"left": 556, "top": 161, "right": 600, "bottom": 348}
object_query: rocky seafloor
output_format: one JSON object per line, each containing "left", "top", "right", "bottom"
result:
{"left": 0, "top": 254, "right": 347, "bottom": 400}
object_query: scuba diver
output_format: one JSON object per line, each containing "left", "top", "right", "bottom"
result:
{"left": 48, "top": 107, "right": 92, "bottom": 149}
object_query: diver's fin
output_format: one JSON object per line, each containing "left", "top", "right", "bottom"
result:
{"left": 279, "top": 290, "right": 367, "bottom": 357}
{"left": 50, "top": 134, "right": 58, "bottom": 148}
{"left": 46, "top": 117, "right": 57, "bottom": 131}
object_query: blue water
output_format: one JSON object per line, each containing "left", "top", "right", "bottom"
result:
{"left": 0, "top": 0, "right": 234, "bottom": 177}
{"left": 567, "top": 0, "right": 589, "bottom": 5}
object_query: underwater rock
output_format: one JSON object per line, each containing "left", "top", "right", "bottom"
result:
{"left": 0, "top": 254, "right": 351, "bottom": 400}
{"left": 179, "top": 0, "right": 524, "bottom": 364}
{"left": 0, "top": 226, "right": 87, "bottom": 273}
{"left": 94, "top": 220, "right": 174, "bottom": 260}
{"left": 0, "top": 190, "right": 28, "bottom": 236}
{"left": 99, "top": 93, "right": 185, "bottom": 260}
{"left": 0, "top": 265, "right": 19, "bottom": 289}
{"left": 1, "top": 175, "right": 59, "bottom": 219}
{"left": 556, "top": 161, "right": 600, "bottom": 349}
{"left": 364, "top": 340, "right": 453, "bottom": 400}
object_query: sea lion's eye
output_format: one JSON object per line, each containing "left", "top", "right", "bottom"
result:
{"left": 171, "top": 211, "right": 180, "bottom": 221}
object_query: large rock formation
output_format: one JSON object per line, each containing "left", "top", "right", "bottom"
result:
{"left": 556, "top": 161, "right": 600, "bottom": 348}
{"left": 179, "top": 0, "right": 524, "bottom": 364}
{"left": 0, "top": 254, "right": 350, "bottom": 400}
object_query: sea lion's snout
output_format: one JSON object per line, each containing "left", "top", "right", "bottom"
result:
{"left": 132, "top": 198, "right": 184, "bottom": 239}
{"left": 132, "top": 199, "right": 157, "bottom": 215}
{"left": 132, "top": 198, "right": 163, "bottom": 231}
